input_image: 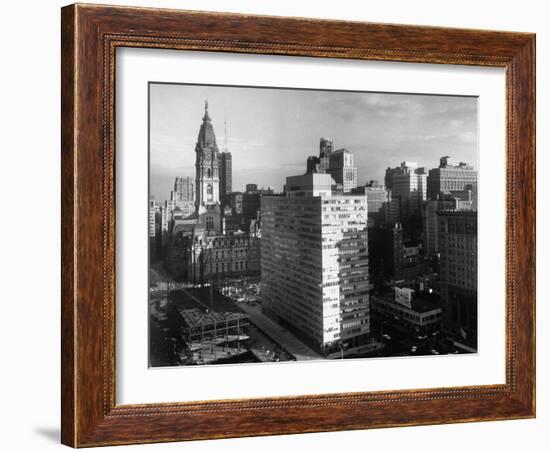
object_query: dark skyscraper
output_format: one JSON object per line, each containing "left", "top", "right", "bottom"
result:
{"left": 219, "top": 151, "right": 232, "bottom": 206}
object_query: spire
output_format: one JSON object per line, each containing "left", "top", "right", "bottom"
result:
{"left": 197, "top": 100, "right": 217, "bottom": 149}
{"left": 203, "top": 100, "right": 211, "bottom": 122}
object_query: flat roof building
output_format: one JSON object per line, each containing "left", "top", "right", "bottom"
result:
{"left": 371, "top": 288, "right": 441, "bottom": 328}
{"left": 261, "top": 172, "right": 371, "bottom": 355}
{"left": 427, "top": 157, "right": 477, "bottom": 201}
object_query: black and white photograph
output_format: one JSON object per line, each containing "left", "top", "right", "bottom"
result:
{"left": 148, "top": 83, "right": 478, "bottom": 367}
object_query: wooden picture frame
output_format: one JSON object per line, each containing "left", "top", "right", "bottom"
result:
{"left": 61, "top": 3, "right": 536, "bottom": 447}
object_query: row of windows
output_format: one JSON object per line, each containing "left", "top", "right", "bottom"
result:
{"left": 213, "top": 249, "right": 249, "bottom": 259}
{"left": 210, "top": 260, "right": 248, "bottom": 273}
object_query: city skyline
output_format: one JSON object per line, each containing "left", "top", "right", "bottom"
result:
{"left": 149, "top": 83, "right": 478, "bottom": 201}
{"left": 149, "top": 83, "right": 479, "bottom": 367}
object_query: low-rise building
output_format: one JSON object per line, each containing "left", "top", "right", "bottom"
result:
{"left": 371, "top": 287, "right": 441, "bottom": 328}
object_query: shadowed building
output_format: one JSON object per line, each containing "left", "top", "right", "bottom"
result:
{"left": 351, "top": 180, "right": 390, "bottom": 227}
{"left": 438, "top": 210, "right": 478, "bottom": 351}
{"left": 226, "top": 191, "right": 243, "bottom": 215}
{"left": 368, "top": 223, "right": 405, "bottom": 280}
{"left": 319, "top": 137, "right": 334, "bottom": 172}
{"left": 424, "top": 188, "right": 476, "bottom": 256}
{"left": 385, "top": 161, "right": 428, "bottom": 237}
{"left": 242, "top": 184, "right": 274, "bottom": 228}
{"left": 219, "top": 152, "right": 232, "bottom": 207}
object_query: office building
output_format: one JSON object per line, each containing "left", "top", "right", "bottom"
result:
{"left": 424, "top": 189, "right": 476, "bottom": 256}
{"left": 438, "top": 211, "right": 478, "bottom": 351}
{"left": 368, "top": 223, "right": 404, "bottom": 279}
{"left": 326, "top": 148, "right": 358, "bottom": 193}
{"left": 242, "top": 185, "right": 274, "bottom": 227}
{"left": 226, "top": 192, "right": 243, "bottom": 215}
{"left": 427, "top": 156, "right": 478, "bottom": 201}
{"left": 319, "top": 137, "right": 334, "bottom": 172}
{"left": 352, "top": 180, "right": 390, "bottom": 227}
{"left": 371, "top": 287, "right": 441, "bottom": 329}
{"left": 218, "top": 151, "right": 232, "bottom": 206}
{"left": 171, "top": 176, "right": 194, "bottom": 203}
{"left": 149, "top": 198, "right": 159, "bottom": 238}
{"left": 390, "top": 162, "right": 428, "bottom": 218}
{"left": 305, "top": 139, "right": 358, "bottom": 193}
{"left": 261, "top": 172, "right": 371, "bottom": 355}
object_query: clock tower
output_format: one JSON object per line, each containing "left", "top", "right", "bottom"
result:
{"left": 195, "top": 100, "right": 220, "bottom": 214}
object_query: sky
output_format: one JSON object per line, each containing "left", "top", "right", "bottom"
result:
{"left": 149, "top": 83, "right": 478, "bottom": 201}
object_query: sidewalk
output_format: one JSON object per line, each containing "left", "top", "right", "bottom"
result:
{"left": 238, "top": 304, "right": 321, "bottom": 361}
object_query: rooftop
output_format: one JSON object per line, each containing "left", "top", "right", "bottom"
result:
{"left": 178, "top": 308, "right": 249, "bottom": 328}
{"left": 376, "top": 289, "right": 441, "bottom": 313}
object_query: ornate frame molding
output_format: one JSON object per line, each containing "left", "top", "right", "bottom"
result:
{"left": 61, "top": 4, "right": 535, "bottom": 447}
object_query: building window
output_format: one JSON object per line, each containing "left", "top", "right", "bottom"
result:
{"left": 206, "top": 216, "right": 214, "bottom": 231}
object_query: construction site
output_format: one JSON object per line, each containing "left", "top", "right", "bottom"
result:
{"left": 177, "top": 307, "right": 251, "bottom": 365}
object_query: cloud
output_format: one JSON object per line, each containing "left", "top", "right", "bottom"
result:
{"left": 149, "top": 84, "right": 478, "bottom": 201}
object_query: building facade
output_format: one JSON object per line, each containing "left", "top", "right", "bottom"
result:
{"left": 427, "top": 156, "right": 478, "bottom": 201}
{"left": 326, "top": 148, "right": 358, "bottom": 193}
{"left": 242, "top": 185, "right": 274, "bottom": 227}
{"left": 424, "top": 190, "right": 476, "bottom": 256}
{"left": 368, "top": 222, "right": 405, "bottom": 280}
{"left": 318, "top": 137, "right": 334, "bottom": 172}
{"left": 371, "top": 289, "right": 441, "bottom": 329}
{"left": 305, "top": 138, "right": 358, "bottom": 193}
{"left": 226, "top": 191, "right": 243, "bottom": 215}
{"left": 206, "top": 233, "right": 261, "bottom": 280}
{"left": 149, "top": 198, "right": 159, "bottom": 238}
{"left": 437, "top": 210, "right": 478, "bottom": 351}
{"left": 261, "top": 172, "right": 371, "bottom": 355}
{"left": 172, "top": 176, "right": 194, "bottom": 203}
{"left": 351, "top": 180, "right": 390, "bottom": 227}
{"left": 390, "top": 162, "right": 428, "bottom": 218}
{"left": 218, "top": 151, "right": 232, "bottom": 206}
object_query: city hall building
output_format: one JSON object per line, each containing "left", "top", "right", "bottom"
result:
{"left": 261, "top": 172, "right": 371, "bottom": 356}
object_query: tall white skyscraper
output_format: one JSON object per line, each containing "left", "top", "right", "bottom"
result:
{"left": 261, "top": 172, "right": 371, "bottom": 355}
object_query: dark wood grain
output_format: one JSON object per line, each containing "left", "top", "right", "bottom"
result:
{"left": 61, "top": 3, "right": 536, "bottom": 447}
{"left": 60, "top": 5, "right": 76, "bottom": 447}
